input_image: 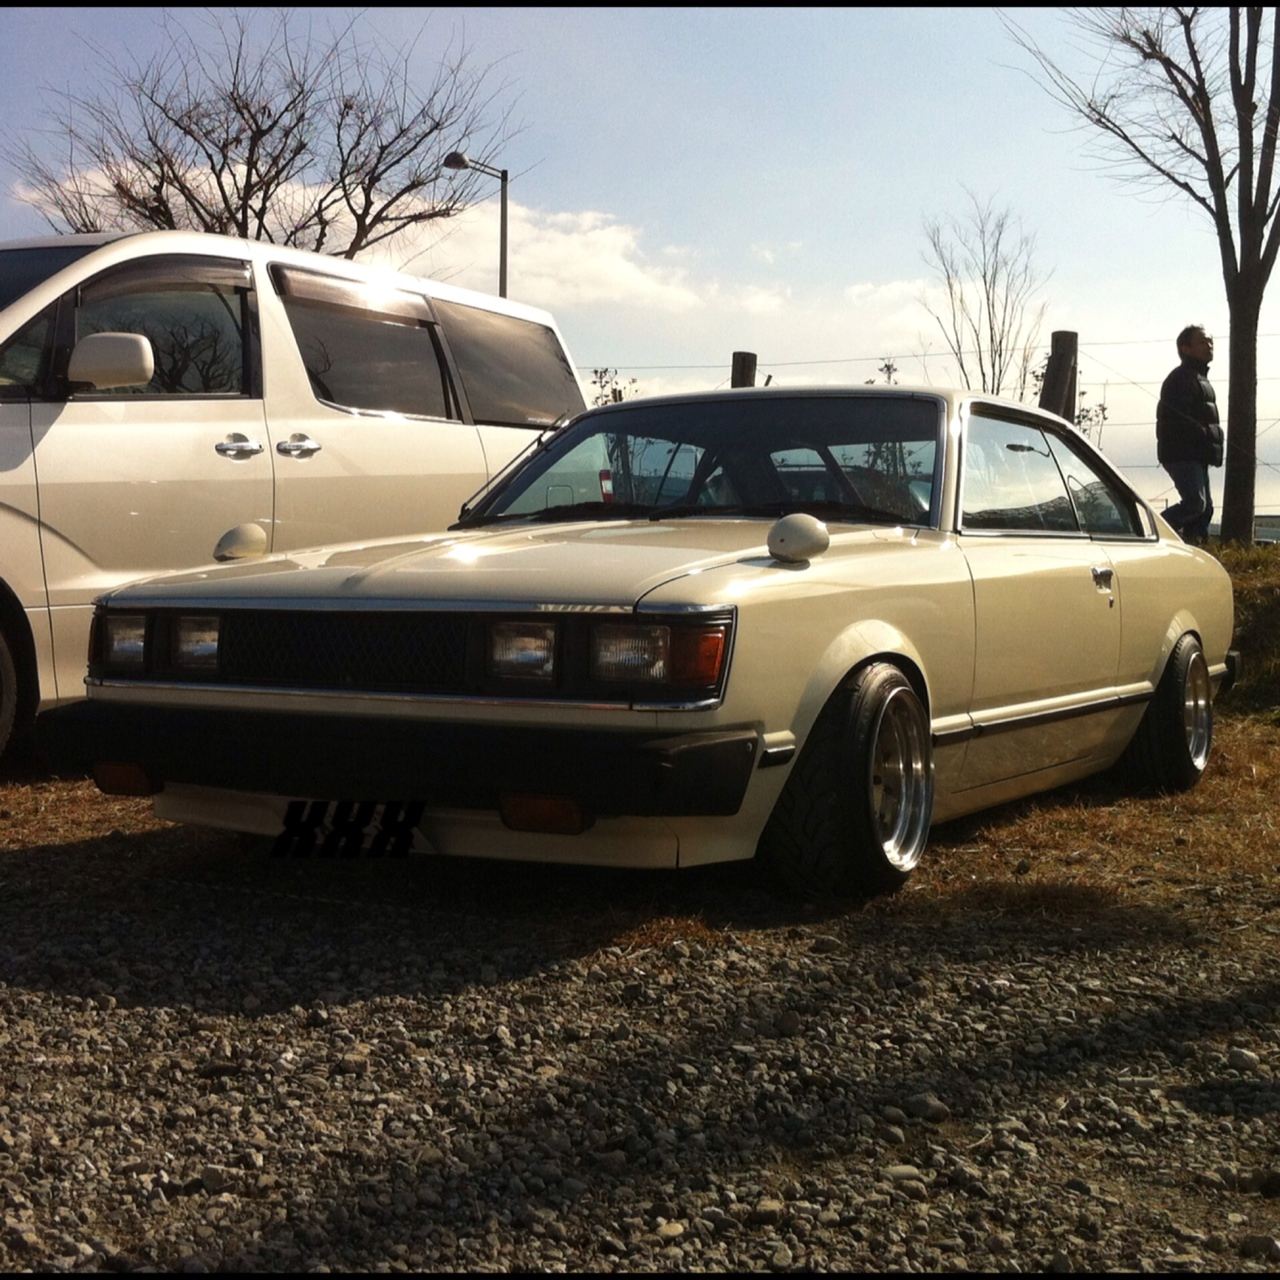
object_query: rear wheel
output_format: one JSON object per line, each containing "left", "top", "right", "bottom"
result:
{"left": 1122, "top": 633, "right": 1213, "bottom": 791}
{"left": 758, "top": 663, "right": 934, "bottom": 898}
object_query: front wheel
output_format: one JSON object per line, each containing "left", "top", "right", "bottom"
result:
{"left": 1121, "top": 633, "right": 1213, "bottom": 791}
{"left": 758, "top": 663, "right": 934, "bottom": 898}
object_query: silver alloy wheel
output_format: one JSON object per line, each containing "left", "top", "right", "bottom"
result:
{"left": 1183, "top": 648, "right": 1212, "bottom": 770}
{"left": 866, "top": 685, "right": 934, "bottom": 872}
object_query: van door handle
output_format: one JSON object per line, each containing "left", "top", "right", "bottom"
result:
{"left": 1091, "top": 565, "right": 1114, "bottom": 590}
{"left": 277, "top": 434, "right": 323, "bottom": 458}
{"left": 214, "top": 434, "right": 264, "bottom": 458}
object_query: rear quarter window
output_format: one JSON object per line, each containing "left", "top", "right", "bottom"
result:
{"left": 433, "top": 299, "right": 585, "bottom": 428}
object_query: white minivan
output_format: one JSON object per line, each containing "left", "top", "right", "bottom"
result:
{"left": 0, "top": 230, "right": 587, "bottom": 759}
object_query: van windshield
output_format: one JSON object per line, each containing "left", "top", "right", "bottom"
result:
{"left": 0, "top": 244, "right": 100, "bottom": 313}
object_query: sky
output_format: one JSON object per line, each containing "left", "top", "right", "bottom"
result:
{"left": 3, "top": 5, "right": 1280, "bottom": 514}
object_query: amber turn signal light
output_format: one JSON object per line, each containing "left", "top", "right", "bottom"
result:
{"left": 499, "top": 793, "right": 594, "bottom": 835}
{"left": 92, "top": 762, "right": 160, "bottom": 796}
{"left": 671, "top": 625, "right": 727, "bottom": 684}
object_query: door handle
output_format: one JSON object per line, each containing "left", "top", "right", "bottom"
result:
{"left": 1091, "top": 565, "right": 1114, "bottom": 590}
{"left": 277, "top": 433, "right": 323, "bottom": 458}
{"left": 214, "top": 434, "right": 264, "bottom": 458}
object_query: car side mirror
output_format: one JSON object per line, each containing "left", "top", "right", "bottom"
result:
{"left": 66, "top": 332, "right": 155, "bottom": 390}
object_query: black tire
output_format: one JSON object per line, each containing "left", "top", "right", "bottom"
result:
{"left": 757, "top": 663, "right": 934, "bottom": 898}
{"left": 1121, "top": 633, "right": 1213, "bottom": 792}
{"left": 0, "top": 628, "right": 18, "bottom": 766}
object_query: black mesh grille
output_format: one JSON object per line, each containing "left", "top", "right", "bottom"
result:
{"left": 217, "top": 611, "right": 469, "bottom": 692}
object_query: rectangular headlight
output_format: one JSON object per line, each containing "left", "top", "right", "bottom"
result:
{"left": 592, "top": 622, "right": 729, "bottom": 686}
{"left": 489, "top": 621, "right": 557, "bottom": 680}
{"left": 173, "top": 615, "right": 220, "bottom": 672}
{"left": 592, "top": 624, "right": 671, "bottom": 682}
{"left": 103, "top": 614, "right": 147, "bottom": 671}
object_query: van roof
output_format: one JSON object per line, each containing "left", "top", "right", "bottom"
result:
{"left": 0, "top": 228, "right": 558, "bottom": 325}
{"left": 0, "top": 230, "right": 138, "bottom": 252}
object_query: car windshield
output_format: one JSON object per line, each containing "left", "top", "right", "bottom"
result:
{"left": 457, "top": 394, "right": 944, "bottom": 528}
{"left": 0, "top": 244, "right": 100, "bottom": 313}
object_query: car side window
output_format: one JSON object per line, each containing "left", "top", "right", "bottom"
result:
{"left": 961, "top": 413, "right": 1078, "bottom": 533}
{"left": 0, "top": 307, "right": 54, "bottom": 398}
{"left": 433, "top": 299, "right": 586, "bottom": 429}
{"left": 76, "top": 259, "right": 253, "bottom": 397}
{"left": 272, "top": 266, "right": 450, "bottom": 419}
{"left": 1044, "top": 432, "right": 1145, "bottom": 538}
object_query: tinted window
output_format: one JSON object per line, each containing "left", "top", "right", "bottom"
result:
{"left": 1045, "top": 432, "right": 1144, "bottom": 537}
{"left": 0, "top": 307, "right": 54, "bottom": 398}
{"left": 78, "top": 278, "right": 249, "bottom": 396}
{"left": 0, "top": 244, "right": 99, "bottom": 312}
{"left": 281, "top": 299, "right": 449, "bottom": 418}
{"left": 434, "top": 299, "right": 585, "bottom": 428}
{"left": 962, "top": 414, "right": 1078, "bottom": 532}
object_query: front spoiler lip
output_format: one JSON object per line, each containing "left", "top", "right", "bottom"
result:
{"left": 38, "top": 702, "right": 759, "bottom": 819}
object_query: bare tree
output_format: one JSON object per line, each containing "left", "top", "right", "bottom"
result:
{"left": 6, "top": 9, "right": 515, "bottom": 259}
{"left": 921, "top": 191, "right": 1049, "bottom": 398}
{"left": 1004, "top": 7, "right": 1279, "bottom": 543}
{"left": 590, "top": 368, "right": 641, "bottom": 407}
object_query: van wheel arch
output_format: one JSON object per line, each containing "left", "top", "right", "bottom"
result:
{"left": 0, "top": 581, "right": 39, "bottom": 761}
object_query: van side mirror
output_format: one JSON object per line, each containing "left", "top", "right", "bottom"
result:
{"left": 67, "top": 332, "right": 155, "bottom": 390}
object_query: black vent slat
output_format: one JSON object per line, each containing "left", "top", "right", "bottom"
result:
{"left": 217, "top": 612, "right": 469, "bottom": 692}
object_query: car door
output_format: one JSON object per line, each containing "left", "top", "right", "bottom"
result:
{"left": 259, "top": 264, "right": 490, "bottom": 553}
{"left": 1040, "top": 428, "right": 1167, "bottom": 698}
{"left": 29, "top": 254, "right": 272, "bottom": 700}
{"left": 956, "top": 409, "right": 1122, "bottom": 790}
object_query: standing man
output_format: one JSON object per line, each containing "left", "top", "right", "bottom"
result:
{"left": 1156, "top": 325, "right": 1224, "bottom": 543}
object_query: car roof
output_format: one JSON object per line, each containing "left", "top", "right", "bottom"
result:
{"left": 582, "top": 385, "right": 1074, "bottom": 430}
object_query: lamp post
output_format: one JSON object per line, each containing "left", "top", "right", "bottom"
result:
{"left": 443, "top": 150, "right": 508, "bottom": 297}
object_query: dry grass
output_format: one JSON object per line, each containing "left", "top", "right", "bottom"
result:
{"left": 2, "top": 545, "right": 1278, "bottom": 956}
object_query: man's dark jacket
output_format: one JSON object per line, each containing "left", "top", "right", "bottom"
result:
{"left": 1157, "top": 357, "right": 1223, "bottom": 466}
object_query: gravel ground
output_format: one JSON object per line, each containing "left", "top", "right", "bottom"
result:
{"left": 0, "top": 769, "right": 1277, "bottom": 1273}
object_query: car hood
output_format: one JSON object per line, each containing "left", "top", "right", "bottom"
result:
{"left": 108, "top": 519, "right": 904, "bottom": 608}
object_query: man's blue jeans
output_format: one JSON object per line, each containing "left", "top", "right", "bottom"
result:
{"left": 1163, "top": 460, "right": 1214, "bottom": 541}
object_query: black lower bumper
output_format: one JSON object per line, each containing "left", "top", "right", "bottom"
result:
{"left": 38, "top": 701, "right": 758, "bottom": 818}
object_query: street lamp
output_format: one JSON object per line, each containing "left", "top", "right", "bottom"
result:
{"left": 444, "top": 150, "right": 509, "bottom": 298}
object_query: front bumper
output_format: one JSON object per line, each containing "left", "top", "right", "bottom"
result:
{"left": 38, "top": 702, "right": 759, "bottom": 818}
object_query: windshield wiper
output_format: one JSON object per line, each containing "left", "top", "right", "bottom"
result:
{"left": 650, "top": 499, "right": 909, "bottom": 524}
{"left": 457, "top": 500, "right": 655, "bottom": 529}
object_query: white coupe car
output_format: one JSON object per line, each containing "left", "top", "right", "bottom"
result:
{"left": 41, "top": 388, "right": 1239, "bottom": 896}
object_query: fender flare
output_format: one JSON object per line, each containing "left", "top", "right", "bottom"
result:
{"left": 788, "top": 617, "right": 932, "bottom": 750}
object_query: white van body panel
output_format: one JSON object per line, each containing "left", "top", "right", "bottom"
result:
{"left": 0, "top": 230, "right": 586, "bottom": 732}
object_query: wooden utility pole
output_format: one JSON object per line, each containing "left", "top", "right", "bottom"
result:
{"left": 1038, "top": 330, "right": 1078, "bottom": 421}
{"left": 731, "top": 351, "right": 757, "bottom": 388}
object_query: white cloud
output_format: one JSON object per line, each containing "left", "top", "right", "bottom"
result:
{"left": 383, "top": 200, "right": 704, "bottom": 313}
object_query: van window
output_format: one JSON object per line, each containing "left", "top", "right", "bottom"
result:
{"left": 279, "top": 298, "right": 450, "bottom": 419}
{"left": 433, "top": 299, "right": 585, "bottom": 428}
{"left": 0, "top": 244, "right": 99, "bottom": 312}
{"left": 0, "top": 307, "right": 54, "bottom": 398}
{"left": 77, "top": 264, "right": 252, "bottom": 397}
